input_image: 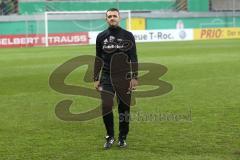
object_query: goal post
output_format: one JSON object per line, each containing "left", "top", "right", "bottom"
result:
{"left": 44, "top": 10, "right": 132, "bottom": 47}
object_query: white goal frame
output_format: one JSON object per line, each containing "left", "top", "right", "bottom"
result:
{"left": 44, "top": 10, "right": 132, "bottom": 47}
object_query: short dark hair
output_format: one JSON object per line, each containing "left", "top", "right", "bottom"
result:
{"left": 106, "top": 8, "right": 119, "bottom": 15}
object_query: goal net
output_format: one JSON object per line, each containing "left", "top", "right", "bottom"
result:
{"left": 44, "top": 10, "right": 131, "bottom": 47}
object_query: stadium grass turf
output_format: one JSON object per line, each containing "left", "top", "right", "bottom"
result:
{"left": 0, "top": 40, "right": 240, "bottom": 160}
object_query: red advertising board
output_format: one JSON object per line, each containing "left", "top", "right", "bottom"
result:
{"left": 0, "top": 32, "right": 89, "bottom": 48}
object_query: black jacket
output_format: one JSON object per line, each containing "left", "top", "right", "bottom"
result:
{"left": 94, "top": 26, "right": 138, "bottom": 81}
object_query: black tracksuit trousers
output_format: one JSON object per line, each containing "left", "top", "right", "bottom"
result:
{"left": 100, "top": 73, "right": 131, "bottom": 139}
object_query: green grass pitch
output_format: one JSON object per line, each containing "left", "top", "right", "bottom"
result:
{"left": 0, "top": 40, "right": 239, "bottom": 160}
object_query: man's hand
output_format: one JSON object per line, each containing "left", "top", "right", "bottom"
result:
{"left": 94, "top": 81, "right": 100, "bottom": 91}
{"left": 129, "top": 79, "right": 138, "bottom": 91}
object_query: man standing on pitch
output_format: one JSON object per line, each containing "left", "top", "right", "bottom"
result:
{"left": 93, "top": 8, "right": 138, "bottom": 149}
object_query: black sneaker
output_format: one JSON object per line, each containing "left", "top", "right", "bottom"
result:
{"left": 104, "top": 135, "right": 115, "bottom": 149}
{"left": 118, "top": 137, "right": 127, "bottom": 148}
